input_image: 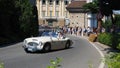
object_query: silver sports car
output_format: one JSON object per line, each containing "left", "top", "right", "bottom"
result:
{"left": 22, "top": 32, "right": 73, "bottom": 53}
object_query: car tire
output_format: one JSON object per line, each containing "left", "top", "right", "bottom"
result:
{"left": 24, "top": 48, "right": 30, "bottom": 53}
{"left": 65, "top": 41, "right": 70, "bottom": 49}
{"left": 43, "top": 43, "right": 51, "bottom": 52}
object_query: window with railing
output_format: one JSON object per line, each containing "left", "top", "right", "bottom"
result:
{"left": 56, "top": 0, "right": 59, "bottom": 5}
{"left": 42, "top": 0, "right": 46, "bottom": 5}
{"left": 64, "top": 1, "right": 68, "bottom": 5}
{"left": 50, "top": 11, "right": 52, "bottom": 17}
{"left": 42, "top": 11, "right": 46, "bottom": 17}
{"left": 56, "top": 11, "right": 59, "bottom": 17}
{"left": 49, "top": 0, "right": 53, "bottom": 5}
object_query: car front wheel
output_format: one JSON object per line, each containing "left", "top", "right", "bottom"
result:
{"left": 43, "top": 43, "right": 51, "bottom": 52}
{"left": 24, "top": 48, "right": 30, "bottom": 53}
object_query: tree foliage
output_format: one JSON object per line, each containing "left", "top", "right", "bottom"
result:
{"left": 15, "top": 0, "right": 38, "bottom": 37}
{"left": 102, "top": 20, "right": 112, "bottom": 32}
{"left": 83, "top": 0, "right": 99, "bottom": 13}
{"left": 0, "top": 0, "right": 38, "bottom": 44}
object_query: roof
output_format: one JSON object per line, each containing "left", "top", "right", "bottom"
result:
{"left": 67, "top": 1, "right": 86, "bottom": 9}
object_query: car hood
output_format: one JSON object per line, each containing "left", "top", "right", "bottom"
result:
{"left": 25, "top": 36, "right": 51, "bottom": 43}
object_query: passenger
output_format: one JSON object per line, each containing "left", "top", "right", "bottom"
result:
{"left": 57, "top": 31, "right": 63, "bottom": 39}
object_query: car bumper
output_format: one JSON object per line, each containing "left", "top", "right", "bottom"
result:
{"left": 23, "top": 45, "right": 43, "bottom": 52}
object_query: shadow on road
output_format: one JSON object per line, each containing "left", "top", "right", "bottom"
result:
{"left": 26, "top": 47, "right": 74, "bottom": 54}
{"left": 103, "top": 47, "right": 120, "bottom": 54}
{"left": 0, "top": 41, "right": 22, "bottom": 48}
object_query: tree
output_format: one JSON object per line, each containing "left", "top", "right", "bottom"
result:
{"left": 0, "top": 0, "right": 38, "bottom": 44}
{"left": 98, "top": 0, "right": 120, "bottom": 33}
{"left": 99, "top": 0, "right": 113, "bottom": 16}
{"left": 83, "top": 0, "right": 102, "bottom": 33}
{"left": 0, "top": 0, "right": 21, "bottom": 38}
{"left": 15, "top": 0, "right": 39, "bottom": 37}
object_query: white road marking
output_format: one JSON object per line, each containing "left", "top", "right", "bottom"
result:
{"left": 86, "top": 39, "right": 105, "bottom": 68}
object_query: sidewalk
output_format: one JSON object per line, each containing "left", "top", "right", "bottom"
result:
{"left": 93, "top": 42, "right": 111, "bottom": 55}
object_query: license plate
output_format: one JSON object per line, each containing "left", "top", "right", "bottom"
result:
{"left": 28, "top": 48, "right": 33, "bottom": 51}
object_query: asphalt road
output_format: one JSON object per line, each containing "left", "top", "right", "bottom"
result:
{"left": 0, "top": 35, "right": 101, "bottom": 68}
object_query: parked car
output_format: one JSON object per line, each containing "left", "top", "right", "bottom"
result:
{"left": 22, "top": 32, "right": 73, "bottom": 53}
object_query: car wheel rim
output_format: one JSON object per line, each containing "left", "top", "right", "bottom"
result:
{"left": 45, "top": 45, "right": 50, "bottom": 51}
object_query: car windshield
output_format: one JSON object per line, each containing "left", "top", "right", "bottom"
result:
{"left": 41, "top": 32, "right": 58, "bottom": 37}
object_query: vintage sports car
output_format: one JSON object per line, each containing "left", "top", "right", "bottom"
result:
{"left": 23, "top": 32, "right": 73, "bottom": 53}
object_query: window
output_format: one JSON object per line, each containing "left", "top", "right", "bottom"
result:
{"left": 42, "top": 0, "right": 45, "bottom": 5}
{"left": 48, "top": 21, "right": 53, "bottom": 26}
{"left": 50, "top": 11, "right": 52, "bottom": 17}
{"left": 56, "top": 11, "right": 59, "bottom": 17}
{"left": 49, "top": 0, "right": 53, "bottom": 5}
{"left": 43, "top": 20, "right": 45, "bottom": 24}
{"left": 64, "top": 1, "right": 68, "bottom": 5}
{"left": 56, "top": 0, "right": 59, "bottom": 5}
{"left": 42, "top": 11, "right": 45, "bottom": 17}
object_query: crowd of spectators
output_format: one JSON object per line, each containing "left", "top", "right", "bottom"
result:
{"left": 39, "top": 25, "right": 99, "bottom": 37}
{"left": 60, "top": 26, "right": 98, "bottom": 36}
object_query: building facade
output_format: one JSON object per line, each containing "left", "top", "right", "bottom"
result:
{"left": 66, "top": 1, "right": 88, "bottom": 28}
{"left": 36, "top": 0, "right": 98, "bottom": 29}
{"left": 86, "top": 0, "right": 97, "bottom": 28}
{"left": 36, "top": 0, "right": 71, "bottom": 27}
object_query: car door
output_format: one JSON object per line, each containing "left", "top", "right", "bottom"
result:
{"left": 51, "top": 37, "right": 61, "bottom": 50}
{"left": 58, "top": 37, "right": 67, "bottom": 49}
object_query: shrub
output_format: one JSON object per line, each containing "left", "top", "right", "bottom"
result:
{"left": 98, "top": 32, "right": 120, "bottom": 49}
{"left": 105, "top": 53, "right": 120, "bottom": 68}
{"left": 0, "top": 61, "right": 4, "bottom": 68}
{"left": 117, "top": 43, "right": 120, "bottom": 50}
{"left": 102, "top": 20, "right": 112, "bottom": 32}
{"left": 98, "top": 33, "right": 113, "bottom": 46}
{"left": 116, "top": 33, "right": 120, "bottom": 49}
{"left": 47, "top": 57, "right": 62, "bottom": 68}
{"left": 112, "top": 33, "right": 120, "bottom": 49}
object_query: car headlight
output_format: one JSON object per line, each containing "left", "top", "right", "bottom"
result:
{"left": 22, "top": 40, "right": 28, "bottom": 48}
{"left": 23, "top": 40, "right": 27, "bottom": 45}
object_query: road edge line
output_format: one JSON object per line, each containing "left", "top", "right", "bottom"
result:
{"left": 83, "top": 36, "right": 105, "bottom": 68}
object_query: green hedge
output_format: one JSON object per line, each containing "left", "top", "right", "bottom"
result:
{"left": 105, "top": 53, "right": 120, "bottom": 68}
{"left": 98, "top": 33, "right": 113, "bottom": 46}
{"left": 98, "top": 32, "right": 120, "bottom": 49}
{"left": 116, "top": 33, "right": 120, "bottom": 49}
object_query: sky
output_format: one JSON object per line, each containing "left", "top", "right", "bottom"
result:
{"left": 113, "top": 10, "right": 120, "bottom": 14}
